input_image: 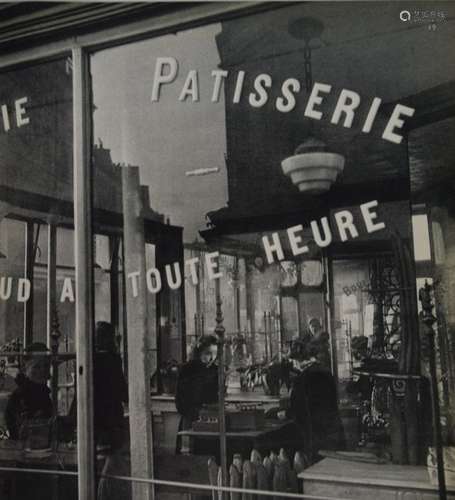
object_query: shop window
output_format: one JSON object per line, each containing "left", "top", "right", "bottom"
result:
{"left": 85, "top": 0, "right": 455, "bottom": 494}
{"left": 0, "top": 57, "right": 77, "bottom": 498}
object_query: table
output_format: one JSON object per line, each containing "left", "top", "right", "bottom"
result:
{"left": 178, "top": 420, "right": 294, "bottom": 458}
{"left": 299, "top": 457, "right": 455, "bottom": 499}
{"left": 152, "top": 391, "right": 282, "bottom": 453}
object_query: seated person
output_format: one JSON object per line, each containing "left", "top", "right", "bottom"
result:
{"left": 287, "top": 338, "right": 345, "bottom": 464}
{"left": 5, "top": 342, "right": 52, "bottom": 441}
{"left": 3, "top": 343, "right": 54, "bottom": 500}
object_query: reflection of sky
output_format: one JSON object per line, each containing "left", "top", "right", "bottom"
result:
{"left": 91, "top": 23, "right": 227, "bottom": 243}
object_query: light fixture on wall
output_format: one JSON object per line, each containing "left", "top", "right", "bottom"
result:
{"left": 281, "top": 17, "right": 345, "bottom": 195}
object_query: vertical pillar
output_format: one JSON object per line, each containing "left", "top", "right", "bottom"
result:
{"left": 122, "top": 166, "right": 154, "bottom": 500}
{"left": 72, "top": 46, "right": 96, "bottom": 500}
{"left": 47, "top": 221, "right": 60, "bottom": 427}
{"left": 23, "top": 221, "right": 35, "bottom": 347}
{"left": 325, "top": 252, "right": 338, "bottom": 384}
{"left": 245, "top": 261, "right": 256, "bottom": 362}
{"left": 215, "top": 278, "right": 227, "bottom": 500}
{"left": 109, "top": 236, "right": 120, "bottom": 332}
{"left": 46, "top": 223, "right": 57, "bottom": 347}
{"left": 420, "top": 281, "right": 447, "bottom": 500}
{"left": 195, "top": 250, "right": 201, "bottom": 339}
{"left": 234, "top": 257, "right": 241, "bottom": 332}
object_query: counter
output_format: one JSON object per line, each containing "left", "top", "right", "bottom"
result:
{"left": 299, "top": 457, "right": 455, "bottom": 499}
{"left": 151, "top": 391, "right": 282, "bottom": 453}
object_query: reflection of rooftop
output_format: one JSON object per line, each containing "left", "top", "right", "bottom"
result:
{"left": 0, "top": 140, "right": 166, "bottom": 227}
{"left": 93, "top": 142, "right": 165, "bottom": 223}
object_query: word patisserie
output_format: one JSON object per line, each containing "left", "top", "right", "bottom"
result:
{"left": 151, "top": 58, "right": 414, "bottom": 144}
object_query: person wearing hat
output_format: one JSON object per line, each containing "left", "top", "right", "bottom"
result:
{"left": 5, "top": 342, "right": 52, "bottom": 441}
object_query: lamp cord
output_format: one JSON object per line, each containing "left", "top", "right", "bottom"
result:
{"left": 303, "top": 43, "right": 313, "bottom": 93}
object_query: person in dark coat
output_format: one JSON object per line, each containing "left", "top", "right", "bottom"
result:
{"left": 288, "top": 338, "right": 345, "bottom": 464}
{"left": 68, "top": 321, "right": 128, "bottom": 451}
{"left": 175, "top": 335, "right": 219, "bottom": 455}
{"left": 93, "top": 321, "right": 130, "bottom": 500}
{"left": 93, "top": 321, "right": 128, "bottom": 452}
{"left": 4, "top": 343, "right": 53, "bottom": 500}
{"left": 305, "top": 317, "right": 331, "bottom": 370}
{"left": 5, "top": 342, "right": 52, "bottom": 441}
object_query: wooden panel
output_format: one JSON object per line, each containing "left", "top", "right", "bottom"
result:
{"left": 122, "top": 166, "right": 154, "bottom": 500}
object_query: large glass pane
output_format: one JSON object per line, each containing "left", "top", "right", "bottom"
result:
{"left": 90, "top": 2, "right": 454, "bottom": 497}
{"left": 0, "top": 58, "right": 77, "bottom": 499}
{"left": 410, "top": 116, "right": 455, "bottom": 446}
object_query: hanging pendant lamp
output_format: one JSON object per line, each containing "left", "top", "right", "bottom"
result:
{"left": 282, "top": 137, "right": 345, "bottom": 194}
{"left": 282, "top": 17, "right": 345, "bottom": 194}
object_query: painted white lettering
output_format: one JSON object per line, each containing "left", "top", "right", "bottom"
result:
{"left": 360, "top": 200, "right": 386, "bottom": 233}
{"left": 233, "top": 71, "right": 245, "bottom": 104}
{"left": 151, "top": 57, "right": 178, "bottom": 101}
{"left": 15, "top": 97, "right": 30, "bottom": 127}
{"left": 205, "top": 252, "right": 222, "bottom": 280}
{"left": 311, "top": 217, "right": 332, "bottom": 247}
{"left": 211, "top": 70, "right": 228, "bottom": 102}
{"left": 287, "top": 225, "right": 309, "bottom": 256}
{"left": 249, "top": 74, "right": 272, "bottom": 108}
{"left": 0, "top": 277, "right": 12, "bottom": 300}
{"left": 186, "top": 257, "right": 199, "bottom": 285}
{"left": 382, "top": 104, "right": 415, "bottom": 144}
{"left": 262, "top": 233, "right": 284, "bottom": 264}
{"left": 17, "top": 278, "right": 31, "bottom": 303}
{"left": 304, "top": 82, "right": 332, "bottom": 120}
{"left": 60, "top": 278, "right": 75, "bottom": 302}
{"left": 165, "top": 263, "right": 182, "bottom": 289}
{"left": 276, "top": 78, "right": 300, "bottom": 113}
{"left": 146, "top": 268, "right": 162, "bottom": 294}
{"left": 334, "top": 210, "right": 359, "bottom": 242}
{"left": 362, "top": 97, "right": 382, "bottom": 133}
{"left": 178, "top": 70, "right": 199, "bottom": 102}
{"left": 331, "top": 89, "right": 361, "bottom": 128}
{"left": 127, "top": 271, "right": 141, "bottom": 298}
{"left": 1, "top": 104, "right": 10, "bottom": 132}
